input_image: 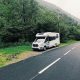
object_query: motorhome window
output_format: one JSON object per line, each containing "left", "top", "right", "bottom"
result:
{"left": 45, "top": 37, "right": 49, "bottom": 42}
{"left": 37, "top": 37, "right": 45, "bottom": 39}
{"left": 35, "top": 37, "right": 45, "bottom": 42}
{"left": 49, "top": 37, "right": 56, "bottom": 41}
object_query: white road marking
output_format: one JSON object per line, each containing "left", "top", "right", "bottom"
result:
{"left": 29, "top": 74, "right": 39, "bottom": 80}
{"left": 64, "top": 50, "right": 71, "bottom": 56}
{"left": 38, "top": 58, "right": 61, "bottom": 74}
{"left": 29, "top": 44, "right": 80, "bottom": 80}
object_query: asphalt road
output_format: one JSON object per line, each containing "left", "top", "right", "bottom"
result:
{"left": 0, "top": 42, "right": 80, "bottom": 80}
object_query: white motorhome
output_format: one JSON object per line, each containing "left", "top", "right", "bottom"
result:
{"left": 32, "top": 32, "right": 60, "bottom": 50}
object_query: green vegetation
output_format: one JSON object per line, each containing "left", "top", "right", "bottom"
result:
{"left": 0, "top": 44, "right": 32, "bottom": 67}
{"left": 0, "top": 56, "right": 7, "bottom": 67}
{"left": 0, "top": 0, "right": 80, "bottom": 48}
{"left": 0, "top": 45, "right": 32, "bottom": 54}
{"left": 0, "top": 0, "right": 80, "bottom": 50}
{"left": 60, "top": 40, "right": 78, "bottom": 47}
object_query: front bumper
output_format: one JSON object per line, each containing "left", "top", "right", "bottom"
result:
{"left": 32, "top": 46, "right": 44, "bottom": 50}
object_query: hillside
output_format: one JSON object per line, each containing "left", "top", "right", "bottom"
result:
{"left": 37, "top": 0, "right": 80, "bottom": 24}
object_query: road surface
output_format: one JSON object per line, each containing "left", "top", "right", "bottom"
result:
{"left": 0, "top": 42, "right": 80, "bottom": 80}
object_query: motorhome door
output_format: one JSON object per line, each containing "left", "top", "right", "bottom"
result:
{"left": 45, "top": 37, "right": 49, "bottom": 48}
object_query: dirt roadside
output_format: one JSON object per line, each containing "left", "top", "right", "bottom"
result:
{"left": 6, "top": 51, "right": 40, "bottom": 65}
{"left": 1, "top": 51, "right": 40, "bottom": 67}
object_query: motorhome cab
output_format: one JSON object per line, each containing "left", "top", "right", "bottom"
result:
{"left": 32, "top": 32, "right": 60, "bottom": 50}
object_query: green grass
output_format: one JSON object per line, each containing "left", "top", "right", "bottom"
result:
{"left": 0, "top": 40, "right": 79, "bottom": 68}
{"left": 0, "top": 57, "right": 7, "bottom": 67}
{"left": 60, "top": 40, "right": 78, "bottom": 47}
{"left": 0, "top": 45, "right": 32, "bottom": 54}
{"left": 0, "top": 44, "right": 32, "bottom": 67}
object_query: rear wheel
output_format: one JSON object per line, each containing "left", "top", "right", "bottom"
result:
{"left": 55, "top": 43, "right": 58, "bottom": 47}
{"left": 55, "top": 43, "right": 59, "bottom": 47}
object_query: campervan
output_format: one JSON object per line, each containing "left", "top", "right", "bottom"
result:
{"left": 32, "top": 32, "right": 60, "bottom": 50}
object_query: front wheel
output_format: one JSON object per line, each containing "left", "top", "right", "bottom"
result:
{"left": 43, "top": 46, "right": 46, "bottom": 51}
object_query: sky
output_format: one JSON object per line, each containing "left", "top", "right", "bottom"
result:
{"left": 44, "top": 0, "right": 80, "bottom": 19}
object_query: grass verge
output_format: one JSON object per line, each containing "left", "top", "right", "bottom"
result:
{"left": 60, "top": 40, "right": 78, "bottom": 47}
{"left": 0, "top": 45, "right": 32, "bottom": 54}
{"left": 0, "top": 44, "right": 32, "bottom": 67}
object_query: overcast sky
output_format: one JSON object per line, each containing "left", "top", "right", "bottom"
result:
{"left": 44, "top": 0, "right": 80, "bottom": 19}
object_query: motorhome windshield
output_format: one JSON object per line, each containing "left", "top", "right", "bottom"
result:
{"left": 35, "top": 37, "right": 45, "bottom": 42}
{"left": 37, "top": 37, "right": 45, "bottom": 39}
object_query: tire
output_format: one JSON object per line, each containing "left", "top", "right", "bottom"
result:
{"left": 32, "top": 49, "right": 36, "bottom": 51}
{"left": 43, "top": 46, "right": 46, "bottom": 51}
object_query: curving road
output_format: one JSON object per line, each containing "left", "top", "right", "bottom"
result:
{"left": 0, "top": 42, "right": 80, "bottom": 80}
